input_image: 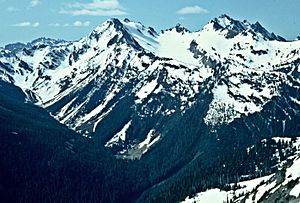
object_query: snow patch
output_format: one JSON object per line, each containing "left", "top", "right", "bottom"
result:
{"left": 290, "top": 182, "right": 300, "bottom": 198}
{"left": 136, "top": 78, "right": 158, "bottom": 101}
{"left": 182, "top": 189, "right": 228, "bottom": 203}
{"left": 137, "top": 129, "right": 160, "bottom": 154}
{"left": 105, "top": 121, "right": 132, "bottom": 147}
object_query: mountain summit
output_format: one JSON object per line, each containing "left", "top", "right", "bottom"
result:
{"left": 208, "top": 14, "right": 286, "bottom": 41}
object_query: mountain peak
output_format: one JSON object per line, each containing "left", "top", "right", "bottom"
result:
{"left": 122, "top": 18, "right": 143, "bottom": 26}
{"left": 123, "top": 18, "right": 131, "bottom": 23}
{"left": 107, "top": 18, "right": 124, "bottom": 30}
{"left": 175, "top": 23, "right": 190, "bottom": 33}
{"left": 165, "top": 23, "right": 190, "bottom": 34}
{"left": 4, "top": 42, "right": 26, "bottom": 53}
{"left": 251, "top": 21, "right": 286, "bottom": 41}
{"left": 213, "top": 14, "right": 236, "bottom": 27}
{"left": 92, "top": 18, "right": 124, "bottom": 33}
{"left": 88, "top": 18, "right": 144, "bottom": 51}
{"left": 210, "top": 14, "right": 248, "bottom": 33}
{"left": 93, "top": 18, "right": 148, "bottom": 36}
{"left": 208, "top": 14, "right": 285, "bottom": 41}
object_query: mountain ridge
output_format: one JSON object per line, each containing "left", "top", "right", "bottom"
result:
{"left": 1, "top": 14, "right": 300, "bottom": 155}
{"left": 1, "top": 14, "right": 300, "bottom": 202}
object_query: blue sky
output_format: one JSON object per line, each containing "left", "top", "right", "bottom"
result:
{"left": 1, "top": 0, "right": 300, "bottom": 46}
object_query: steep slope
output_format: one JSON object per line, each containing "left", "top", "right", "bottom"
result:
{"left": 158, "top": 14, "right": 300, "bottom": 126}
{"left": 1, "top": 15, "right": 300, "bottom": 159}
{"left": 182, "top": 137, "right": 300, "bottom": 203}
{"left": 0, "top": 18, "right": 214, "bottom": 158}
{"left": 0, "top": 80, "right": 152, "bottom": 203}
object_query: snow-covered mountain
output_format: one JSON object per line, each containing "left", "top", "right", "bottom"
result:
{"left": 1, "top": 14, "right": 300, "bottom": 202}
{"left": 1, "top": 15, "right": 300, "bottom": 160}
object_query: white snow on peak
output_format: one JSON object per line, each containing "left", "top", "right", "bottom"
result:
{"left": 156, "top": 29, "right": 200, "bottom": 66}
{"left": 122, "top": 19, "right": 159, "bottom": 53}
{"left": 214, "top": 15, "right": 234, "bottom": 28}
{"left": 1, "top": 15, "right": 300, "bottom": 138}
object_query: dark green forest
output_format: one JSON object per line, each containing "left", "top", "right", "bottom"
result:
{"left": 0, "top": 81, "right": 299, "bottom": 203}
